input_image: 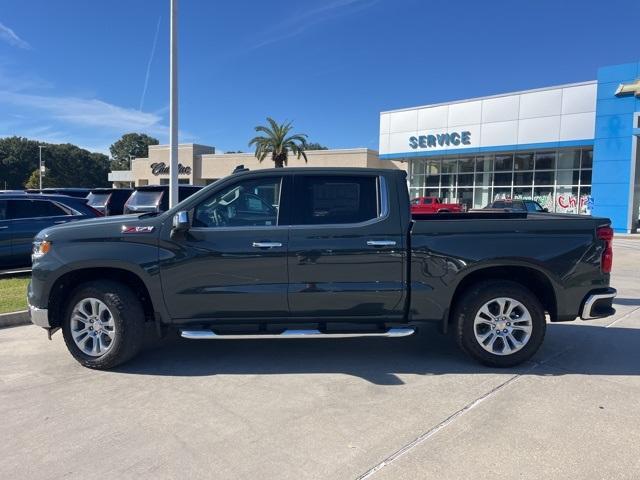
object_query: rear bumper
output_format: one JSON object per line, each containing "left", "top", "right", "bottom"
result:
{"left": 580, "top": 288, "right": 617, "bottom": 320}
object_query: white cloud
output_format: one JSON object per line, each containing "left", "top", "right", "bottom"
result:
{"left": 0, "top": 22, "right": 31, "bottom": 49}
{"left": 250, "top": 0, "right": 378, "bottom": 50}
{"left": 0, "top": 90, "right": 167, "bottom": 135}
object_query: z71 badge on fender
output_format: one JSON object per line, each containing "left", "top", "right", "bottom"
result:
{"left": 122, "top": 225, "right": 155, "bottom": 234}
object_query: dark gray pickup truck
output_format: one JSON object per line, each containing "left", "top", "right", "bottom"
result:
{"left": 28, "top": 168, "right": 616, "bottom": 369}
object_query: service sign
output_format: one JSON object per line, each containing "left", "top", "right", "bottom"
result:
{"left": 409, "top": 130, "right": 472, "bottom": 150}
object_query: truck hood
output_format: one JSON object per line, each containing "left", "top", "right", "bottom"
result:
{"left": 37, "top": 213, "right": 165, "bottom": 242}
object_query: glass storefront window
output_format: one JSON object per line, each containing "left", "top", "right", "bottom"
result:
{"left": 495, "top": 154, "right": 513, "bottom": 171}
{"left": 458, "top": 157, "right": 474, "bottom": 173}
{"left": 425, "top": 175, "right": 439, "bottom": 187}
{"left": 474, "top": 187, "right": 491, "bottom": 209}
{"left": 533, "top": 187, "right": 554, "bottom": 211}
{"left": 425, "top": 159, "right": 441, "bottom": 175}
{"left": 556, "top": 169, "right": 578, "bottom": 186}
{"left": 458, "top": 174, "right": 474, "bottom": 187}
{"left": 442, "top": 159, "right": 457, "bottom": 174}
{"left": 494, "top": 172, "right": 513, "bottom": 186}
{"left": 534, "top": 171, "right": 554, "bottom": 185}
{"left": 407, "top": 147, "right": 593, "bottom": 216}
{"left": 513, "top": 171, "right": 533, "bottom": 186}
{"left": 514, "top": 153, "right": 534, "bottom": 171}
{"left": 493, "top": 188, "right": 512, "bottom": 200}
{"left": 475, "top": 172, "right": 492, "bottom": 187}
{"left": 558, "top": 150, "right": 580, "bottom": 169}
{"left": 458, "top": 188, "right": 473, "bottom": 210}
{"left": 475, "top": 155, "right": 493, "bottom": 172}
{"left": 556, "top": 186, "right": 580, "bottom": 214}
{"left": 441, "top": 174, "right": 455, "bottom": 187}
{"left": 513, "top": 187, "right": 533, "bottom": 199}
{"left": 535, "top": 151, "right": 556, "bottom": 170}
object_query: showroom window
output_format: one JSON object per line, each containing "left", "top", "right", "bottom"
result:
{"left": 408, "top": 147, "right": 593, "bottom": 213}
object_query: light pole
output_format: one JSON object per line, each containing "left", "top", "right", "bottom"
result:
{"left": 38, "top": 145, "right": 46, "bottom": 190}
{"left": 128, "top": 154, "right": 135, "bottom": 188}
{"left": 169, "top": 0, "right": 179, "bottom": 208}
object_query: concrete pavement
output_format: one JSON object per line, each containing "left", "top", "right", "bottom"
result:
{"left": 0, "top": 239, "right": 638, "bottom": 479}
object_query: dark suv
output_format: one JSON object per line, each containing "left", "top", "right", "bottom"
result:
{"left": 123, "top": 185, "right": 202, "bottom": 214}
{"left": 0, "top": 194, "right": 101, "bottom": 268}
{"left": 86, "top": 188, "right": 133, "bottom": 216}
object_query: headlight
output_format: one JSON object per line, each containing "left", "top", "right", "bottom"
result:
{"left": 32, "top": 240, "right": 52, "bottom": 260}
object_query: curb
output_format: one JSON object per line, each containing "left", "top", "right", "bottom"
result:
{"left": 0, "top": 310, "right": 30, "bottom": 328}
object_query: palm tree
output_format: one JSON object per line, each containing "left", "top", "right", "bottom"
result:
{"left": 249, "top": 117, "right": 308, "bottom": 168}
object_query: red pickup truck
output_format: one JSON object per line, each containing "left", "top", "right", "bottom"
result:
{"left": 410, "top": 196, "right": 464, "bottom": 214}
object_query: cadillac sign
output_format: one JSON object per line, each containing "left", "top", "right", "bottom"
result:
{"left": 409, "top": 131, "right": 471, "bottom": 149}
{"left": 150, "top": 162, "right": 192, "bottom": 176}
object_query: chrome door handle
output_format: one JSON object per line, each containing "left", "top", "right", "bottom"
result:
{"left": 367, "top": 240, "right": 397, "bottom": 247}
{"left": 252, "top": 242, "right": 283, "bottom": 248}
{"left": 54, "top": 220, "right": 68, "bottom": 224}
{"left": 0, "top": 226, "right": 8, "bottom": 230}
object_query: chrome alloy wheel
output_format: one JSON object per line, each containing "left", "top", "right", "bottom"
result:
{"left": 473, "top": 297, "right": 533, "bottom": 356}
{"left": 70, "top": 298, "right": 116, "bottom": 357}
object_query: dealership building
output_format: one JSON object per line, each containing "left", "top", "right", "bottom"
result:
{"left": 379, "top": 61, "right": 640, "bottom": 233}
{"left": 110, "top": 61, "right": 640, "bottom": 232}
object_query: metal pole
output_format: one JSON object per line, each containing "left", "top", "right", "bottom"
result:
{"left": 38, "top": 146, "right": 43, "bottom": 189}
{"left": 169, "top": 0, "right": 179, "bottom": 208}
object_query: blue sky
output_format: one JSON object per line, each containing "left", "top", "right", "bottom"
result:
{"left": 1, "top": 0, "right": 639, "bottom": 155}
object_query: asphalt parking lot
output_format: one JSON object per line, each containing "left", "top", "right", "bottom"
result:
{"left": 1, "top": 239, "right": 639, "bottom": 479}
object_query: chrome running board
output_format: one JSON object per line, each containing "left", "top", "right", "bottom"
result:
{"left": 180, "top": 327, "right": 415, "bottom": 340}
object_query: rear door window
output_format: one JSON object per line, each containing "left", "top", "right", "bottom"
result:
{"left": 293, "top": 175, "right": 379, "bottom": 225}
{"left": 9, "top": 199, "right": 69, "bottom": 219}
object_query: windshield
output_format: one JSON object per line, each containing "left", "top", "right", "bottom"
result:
{"left": 127, "top": 190, "right": 163, "bottom": 207}
{"left": 86, "top": 192, "right": 111, "bottom": 207}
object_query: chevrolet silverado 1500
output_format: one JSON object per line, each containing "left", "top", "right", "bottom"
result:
{"left": 28, "top": 168, "right": 616, "bottom": 369}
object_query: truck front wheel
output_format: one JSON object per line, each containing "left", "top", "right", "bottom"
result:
{"left": 61, "top": 281, "right": 145, "bottom": 369}
{"left": 454, "top": 280, "right": 546, "bottom": 367}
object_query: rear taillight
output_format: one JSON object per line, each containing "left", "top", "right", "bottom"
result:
{"left": 597, "top": 226, "right": 613, "bottom": 273}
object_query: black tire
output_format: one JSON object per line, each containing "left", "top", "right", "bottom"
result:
{"left": 61, "top": 280, "right": 145, "bottom": 369}
{"left": 454, "top": 280, "right": 546, "bottom": 368}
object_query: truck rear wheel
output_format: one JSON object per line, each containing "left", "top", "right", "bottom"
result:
{"left": 61, "top": 281, "right": 145, "bottom": 369}
{"left": 454, "top": 280, "right": 546, "bottom": 367}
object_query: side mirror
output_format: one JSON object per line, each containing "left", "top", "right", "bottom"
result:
{"left": 172, "top": 210, "right": 190, "bottom": 233}
{"left": 543, "top": 208, "right": 549, "bottom": 212}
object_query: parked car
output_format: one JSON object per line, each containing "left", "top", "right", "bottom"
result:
{"left": 27, "top": 188, "right": 93, "bottom": 198}
{"left": 123, "top": 185, "right": 202, "bottom": 214}
{"left": 484, "top": 199, "right": 548, "bottom": 212}
{"left": 411, "top": 196, "right": 464, "bottom": 214}
{"left": 86, "top": 188, "right": 133, "bottom": 216}
{"left": 28, "top": 168, "right": 616, "bottom": 369}
{"left": 0, "top": 193, "right": 102, "bottom": 268}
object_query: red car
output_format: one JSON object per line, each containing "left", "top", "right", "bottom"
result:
{"left": 410, "top": 196, "right": 464, "bottom": 214}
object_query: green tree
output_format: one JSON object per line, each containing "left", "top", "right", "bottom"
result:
{"left": 0, "top": 136, "right": 41, "bottom": 189}
{"left": 248, "top": 118, "right": 308, "bottom": 168}
{"left": 109, "top": 132, "right": 159, "bottom": 170}
{"left": 305, "top": 142, "right": 328, "bottom": 150}
{"left": 24, "top": 143, "right": 110, "bottom": 189}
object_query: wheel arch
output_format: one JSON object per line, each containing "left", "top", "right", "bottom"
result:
{"left": 445, "top": 265, "right": 558, "bottom": 332}
{"left": 48, "top": 267, "right": 157, "bottom": 329}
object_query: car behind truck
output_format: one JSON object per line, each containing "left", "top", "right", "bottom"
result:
{"left": 28, "top": 168, "right": 616, "bottom": 369}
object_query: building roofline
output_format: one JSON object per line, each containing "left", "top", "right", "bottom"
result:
{"left": 380, "top": 80, "right": 597, "bottom": 114}
{"left": 203, "top": 147, "right": 379, "bottom": 156}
